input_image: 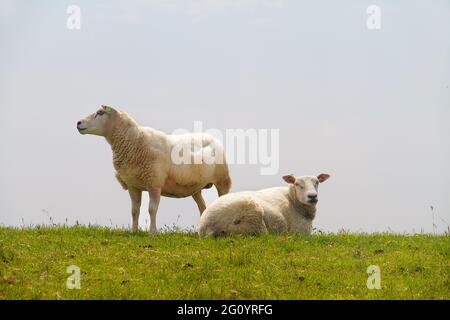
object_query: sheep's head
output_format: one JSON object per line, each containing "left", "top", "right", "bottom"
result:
{"left": 77, "top": 105, "right": 118, "bottom": 137}
{"left": 283, "top": 173, "right": 330, "bottom": 207}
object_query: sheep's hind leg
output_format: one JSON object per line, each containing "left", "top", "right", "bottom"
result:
{"left": 192, "top": 191, "right": 207, "bottom": 215}
{"left": 128, "top": 188, "right": 142, "bottom": 233}
{"left": 148, "top": 187, "right": 161, "bottom": 234}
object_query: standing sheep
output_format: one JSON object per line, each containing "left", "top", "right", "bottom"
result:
{"left": 198, "top": 173, "right": 330, "bottom": 236}
{"left": 77, "top": 105, "right": 232, "bottom": 233}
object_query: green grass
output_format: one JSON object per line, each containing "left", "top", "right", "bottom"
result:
{"left": 0, "top": 226, "right": 448, "bottom": 300}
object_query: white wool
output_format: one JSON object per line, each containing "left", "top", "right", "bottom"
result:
{"left": 198, "top": 175, "right": 329, "bottom": 236}
{"left": 78, "top": 106, "right": 232, "bottom": 233}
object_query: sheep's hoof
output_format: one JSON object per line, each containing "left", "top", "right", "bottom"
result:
{"left": 149, "top": 229, "right": 158, "bottom": 235}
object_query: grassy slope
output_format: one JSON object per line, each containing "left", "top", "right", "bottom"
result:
{"left": 0, "top": 226, "right": 448, "bottom": 300}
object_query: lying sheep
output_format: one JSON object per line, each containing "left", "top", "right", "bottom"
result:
{"left": 198, "top": 173, "right": 330, "bottom": 236}
{"left": 77, "top": 105, "right": 231, "bottom": 233}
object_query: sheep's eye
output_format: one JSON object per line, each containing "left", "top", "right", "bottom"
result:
{"left": 96, "top": 111, "right": 104, "bottom": 117}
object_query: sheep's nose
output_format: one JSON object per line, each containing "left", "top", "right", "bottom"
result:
{"left": 308, "top": 194, "right": 317, "bottom": 199}
{"left": 77, "top": 121, "right": 82, "bottom": 127}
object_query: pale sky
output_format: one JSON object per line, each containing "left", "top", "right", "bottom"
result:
{"left": 1, "top": 0, "right": 449, "bottom": 233}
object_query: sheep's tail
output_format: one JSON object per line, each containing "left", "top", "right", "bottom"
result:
{"left": 215, "top": 175, "right": 232, "bottom": 196}
{"left": 222, "top": 175, "right": 232, "bottom": 192}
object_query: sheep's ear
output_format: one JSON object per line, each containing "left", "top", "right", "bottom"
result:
{"left": 317, "top": 173, "right": 330, "bottom": 183}
{"left": 102, "top": 105, "right": 116, "bottom": 114}
{"left": 282, "top": 174, "right": 296, "bottom": 184}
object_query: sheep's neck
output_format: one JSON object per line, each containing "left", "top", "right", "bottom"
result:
{"left": 106, "top": 123, "right": 143, "bottom": 171}
{"left": 288, "top": 186, "right": 316, "bottom": 220}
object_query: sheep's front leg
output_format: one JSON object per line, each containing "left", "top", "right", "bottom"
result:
{"left": 192, "top": 191, "right": 206, "bottom": 215}
{"left": 128, "top": 188, "right": 142, "bottom": 233}
{"left": 148, "top": 187, "right": 161, "bottom": 234}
